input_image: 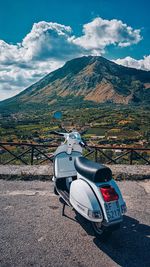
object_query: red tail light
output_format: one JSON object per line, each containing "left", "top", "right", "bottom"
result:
{"left": 100, "top": 186, "right": 119, "bottom": 202}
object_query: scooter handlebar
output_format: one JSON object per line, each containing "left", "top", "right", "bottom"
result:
{"left": 79, "top": 141, "right": 87, "bottom": 147}
{"left": 79, "top": 141, "right": 92, "bottom": 152}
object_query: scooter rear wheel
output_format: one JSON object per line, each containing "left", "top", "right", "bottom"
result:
{"left": 91, "top": 222, "right": 112, "bottom": 240}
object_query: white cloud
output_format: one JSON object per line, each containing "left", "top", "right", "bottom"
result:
{"left": 0, "top": 60, "right": 63, "bottom": 100}
{"left": 114, "top": 55, "right": 150, "bottom": 71}
{"left": 0, "top": 18, "right": 143, "bottom": 101}
{"left": 73, "top": 17, "right": 142, "bottom": 54}
{"left": 21, "top": 21, "right": 82, "bottom": 61}
{"left": 0, "top": 40, "right": 21, "bottom": 64}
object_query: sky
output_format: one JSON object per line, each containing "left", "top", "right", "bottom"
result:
{"left": 0, "top": 0, "right": 150, "bottom": 101}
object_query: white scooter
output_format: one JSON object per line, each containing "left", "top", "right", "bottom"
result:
{"left": 50, "top": 130, "right": 127, "bottom": 239}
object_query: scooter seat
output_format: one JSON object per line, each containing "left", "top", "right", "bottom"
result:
{"left": 74, "top": 157, "right": 112, "bottom": 183}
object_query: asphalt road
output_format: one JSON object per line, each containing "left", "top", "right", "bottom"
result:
{"left": 0, "top": 180, "right": 150, "bottom": 267}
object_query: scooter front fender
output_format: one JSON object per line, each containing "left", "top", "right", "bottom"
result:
{"left": 70, "top": 179, "right": 103, "bottom": 222}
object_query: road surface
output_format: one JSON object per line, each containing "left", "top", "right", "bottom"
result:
{"left": 0, "top": 180, "right": 150, "bottom": 267}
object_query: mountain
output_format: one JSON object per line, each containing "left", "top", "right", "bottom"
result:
{"left": 1, "top": 56, "right": 150, "bottom": 110}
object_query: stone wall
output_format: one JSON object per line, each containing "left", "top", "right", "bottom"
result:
{"left": 0, "top": 164, "right": 149, "bottom": 181}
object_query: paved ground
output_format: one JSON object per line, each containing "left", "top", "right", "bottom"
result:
{"left": 0, "top": 180, "right": 150, "bottom": 267}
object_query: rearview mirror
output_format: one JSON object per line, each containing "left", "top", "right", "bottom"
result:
{"left": 53, "top": 111, "right": 62, "bottom": 120}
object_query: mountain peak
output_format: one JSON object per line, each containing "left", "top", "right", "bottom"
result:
{"left": 1, "top": 56, "right": 150, "bottom": 109}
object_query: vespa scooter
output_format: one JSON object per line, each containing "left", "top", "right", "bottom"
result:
{"left": 50, "top": 130, "right": 127, "bottom": 239}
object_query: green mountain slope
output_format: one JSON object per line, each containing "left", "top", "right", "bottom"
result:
{"left": 1, "top": 56, "right": 150, "bottom": 110}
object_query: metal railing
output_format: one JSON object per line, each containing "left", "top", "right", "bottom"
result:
{"left": 89, "top": 146, "right": 150, "bottom": 165}
{"left": 0, "top": 142, "right": 150, "bottom": 165}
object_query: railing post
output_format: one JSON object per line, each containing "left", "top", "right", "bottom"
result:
{"left": 95, "top": 148, "right": 98, "bottom": 162}
{"left": 31, "top": 146, "right": 34, "bottom": 165}
{"left": 130, "top": 149, "right": 133, "bottom": 165}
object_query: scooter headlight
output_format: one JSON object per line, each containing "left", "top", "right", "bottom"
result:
{"left": 88, "top": 210, "right": 103, "bottom": 219}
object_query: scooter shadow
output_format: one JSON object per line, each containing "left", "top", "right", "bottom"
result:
{"left": 75, "top": 214, "right": 150, "bottom": 267}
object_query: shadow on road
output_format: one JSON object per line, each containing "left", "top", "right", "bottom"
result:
{"left": 76, "top": 214, "right": 150, "bottom": 267}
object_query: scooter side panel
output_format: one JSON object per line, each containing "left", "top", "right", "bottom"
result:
{"left": 77, "top": 175, "right": 125, "bottom": 224}
{"left": 70, "top": 179, "right": 103, "bottom": 222}
{"left": 54, "top": 151, "right": 81, "bottom": 178}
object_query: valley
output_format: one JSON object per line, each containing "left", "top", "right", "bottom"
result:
{"left": 0, "top": 104, "right": 149, "bottom": 147}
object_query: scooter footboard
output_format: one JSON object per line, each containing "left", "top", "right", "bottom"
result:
{"left": 70, "top": 179, "right": 103, "bottom": 222}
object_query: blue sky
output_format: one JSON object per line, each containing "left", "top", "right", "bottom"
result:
{"left": 0, "top": 0, "right": 150, "bottom": 100}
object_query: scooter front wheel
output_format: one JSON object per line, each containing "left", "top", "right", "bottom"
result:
{"left": 91, "top": 222, "right": 112, "bottom": 240}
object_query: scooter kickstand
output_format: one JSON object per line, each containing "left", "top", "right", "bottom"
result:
{"left": 62, "top": 203, "right": 66, "bottom": 216}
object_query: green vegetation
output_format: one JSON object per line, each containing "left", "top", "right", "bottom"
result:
{"left": 0, "top": 103, "right": 149, "bottom": 165}
{"left": 0, "top": 104, "right": 149, "bottom": 147}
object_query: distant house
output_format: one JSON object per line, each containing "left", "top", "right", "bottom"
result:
{"left": 107, "top": 136, "right": 117, "bottom": 140}
{"left": 114, "top": 149, "right": 123, "bottom": 155}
